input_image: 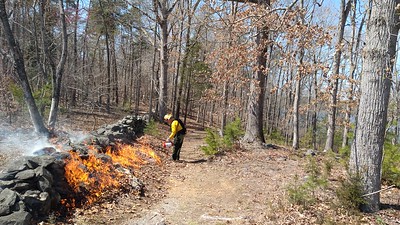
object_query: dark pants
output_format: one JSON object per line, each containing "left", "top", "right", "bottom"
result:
{"left": 172, "top": 134, "right": 185, "bottom": 160}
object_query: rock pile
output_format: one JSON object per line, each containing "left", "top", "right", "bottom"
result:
{"left": 0, "top": 115, "right": 147, "bottom": 225}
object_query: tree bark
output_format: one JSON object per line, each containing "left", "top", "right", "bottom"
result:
{"left": 324, "top": 0, "right": 351, "bottom": 152}
{"left": 342, "top": 0, "right": 365, "bottom": 148}
{"left": 242, "top": 0, "right": 270, "bottom": 144}
{"left": 155, "top": 0, "right": 179, "bottom": 121}
{"left": 349, "top": 0, "right": 399, "bottom": 213}
{"left": 48, "top": 0, "right": 68, "bottom": 130}
{"left": 292, "top": 0, "right": 305, "bottom": 150}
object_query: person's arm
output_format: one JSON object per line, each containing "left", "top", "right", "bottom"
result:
{"left": 167, "top": 120, "right": 179, "bottom": 140}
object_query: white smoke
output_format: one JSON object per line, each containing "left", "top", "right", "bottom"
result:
{"left": 0, "top": 127, "right": 90, "bottom": 157}
{"left": 0, "top": 128, "right": 54, "bottom": 156}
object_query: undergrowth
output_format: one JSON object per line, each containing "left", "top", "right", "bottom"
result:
{"left": 335, "top": 174, "right": 366, "bottom": 214}
{"left": 287, "top": 156, "right": 328, "bottom": 209}
{"left": 144, "top": 119, "right": 161, "bottom": 137}
{"left": 201, "top": 117, "right": 243, "bottom": 155}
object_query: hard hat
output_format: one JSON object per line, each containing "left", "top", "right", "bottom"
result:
{"left": 164, "top": 114, "right": 172, "bottom": 120}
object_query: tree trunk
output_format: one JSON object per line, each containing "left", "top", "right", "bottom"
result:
{"left": 98, "top": 0, "right": 111, "bottom": 113}
{"left": 292, "top": 50, "right": 303, "bottom": 150}
{"left": 292, "top": 0, "right": 305, "bottom": 150}
{"left": 0, "top": 0, "right": 49, "bottom": 136}
{"left": 155, "top": 0, "right": 179, "bottom": 121}
{"left": 349, "top": 0, "right": 399, "bottom": 213}
{"left": 342, "top": 0, "right": 365, "bottom": 148}
{"left": 48, "top": 0, "right": 68, "bottom": 130}
{"left": 242, "top": 1, "right": 269, "bottom": 144}
{"left": 324, "top": 0, "right": 352, "bottom": 152}
{"left": 158, "top": 18, "right": 168, "bottom": 120}
{"left": 149, "top": 22, "right": 158, "bottom": 119}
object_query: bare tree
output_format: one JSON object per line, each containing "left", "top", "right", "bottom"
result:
{"left": 342, "top": 0, "right": 365, "bottom": 148}
{"left": 242, "top": 0, "right": 270, "bottom": 144}
{"left": 153, "top": 0, "right": 179, "bottom": 121}
{"left": 0, "top": 0, "right": 49, "bottom": 135}
{"left": 48, "top": 0, "right": 68, "bottom": 130}
{"left": 324, "top": 0, "right": 351, "bottom": 152}
{"left": 349, "top": 0, "right": 399, "bottom": 213}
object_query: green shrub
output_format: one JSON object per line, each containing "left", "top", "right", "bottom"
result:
{"left": 9, "top": 83, "right": 24, "bottom": 105}
{"left": 287, "top": 157, "right": 328, "bottom": 209}
{"left": 144, "top": 119, "right": 161, "bottom": 136}
{"left": 382, "top": 143, "right": 400, "bottom": 186}
{"left": 222, "top": 117, "right": 244, "bottom": 148}
{"left": 304, "top": 156, "right": 328, "bottom": 188}
{"left": 335, "top": 174, "right": 366, "bottom": 213}
{"left": 287, "top": 175, "right": 315, "bottom": 208}
{"left": 201, "top": 117, "right": 244, "bottom": 155}
{"left": 338, "top": 145, "right": 351, "bottom": 159}
{"left": 268, "top": 130, "right": 285, "bottom": 145}
{"left": 201, "top": 128, "right": 221, "bottom": 155}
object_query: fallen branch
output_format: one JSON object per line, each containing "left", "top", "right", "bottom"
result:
{"left": 362, "top": 185, "right": 396, "bottom": 197}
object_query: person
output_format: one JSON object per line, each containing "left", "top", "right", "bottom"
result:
{"left": 164, "top": 114, "right": 186, "bottom": 161}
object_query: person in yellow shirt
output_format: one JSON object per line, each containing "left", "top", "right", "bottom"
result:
{"left": 164, "top": 114, "right": 186, "bottom": 161}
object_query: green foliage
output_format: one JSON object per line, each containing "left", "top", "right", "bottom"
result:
{"left": 287, "top": 157, "right": 328, "bottom": 209}
{"left": 33, "top": 83, "right": 52, "bottom": 116}
{"left": 268, "top": 130, "right": 285, "bottom": 145}
{"left": 322, "top": 152, "right": 335, "bottom": 177}
{"left": 338, "top": 145, "right": 351, "bottom": 159}
{"left": 382, "top": 142, "right": 400, "bottom": 186}
{"left": 304, "top": 156, "right": 328, "bottom": 188}
{"left": 201, "top": 117, "right": 244, "bottom": 155}
{"left": 287, "top": 175, "right": 315, "bottom": 208}
{"left": 300, "top": 128, "right": 313, "bottom": 148}
{"left": 222, "top": 117, "right": 244, "bottom": 148}
{"left": 9, "top": 83, "right": 24, "bottom": 105}
{"left": 335, "top": 174, "right": 366, "bottom": 213}
{"left": 201, "top": 128, "right": 221, "bottom": 155}
{"left": 143, "top": 119, "right": 161, "bottom": 137}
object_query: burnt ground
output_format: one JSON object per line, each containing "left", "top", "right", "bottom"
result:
{"left": 0, "top": 111, "right": 399, "bottom": 224}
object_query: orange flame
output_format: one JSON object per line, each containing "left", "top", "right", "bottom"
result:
{"left": 63, "top": 141, "right": 161, "bottom": 207}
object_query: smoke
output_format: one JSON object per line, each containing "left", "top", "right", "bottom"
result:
{"left": 0, "top": 128, "right": 54, "bottom": 156}
{"left": 0, "top": 127, "right": 90, "bottom": 157}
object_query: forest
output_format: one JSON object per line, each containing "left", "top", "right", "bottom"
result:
{"left": 0, "top": 0, "right": 399, "bottom": 217}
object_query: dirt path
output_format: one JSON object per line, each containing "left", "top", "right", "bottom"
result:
{"left": 124, "top": 129, "right": 303, "bottom": 225}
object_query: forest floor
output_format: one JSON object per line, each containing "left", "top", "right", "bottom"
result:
{"left": 0, "top": 110, "right": 399, "bottom": 224}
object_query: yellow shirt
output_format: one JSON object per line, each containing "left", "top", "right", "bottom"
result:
{"left": 169, "top": 120, "right": 184, "bottom": 139}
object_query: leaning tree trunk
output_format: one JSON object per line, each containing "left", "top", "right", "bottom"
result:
{"left": 48, "top": 0, "right": 68, "bottom": 130}
{"left": 0, "top": 0, "right": 49, "bottom": 136}
{"left": 349, "top": 0, "right": 399, "bottom": 213}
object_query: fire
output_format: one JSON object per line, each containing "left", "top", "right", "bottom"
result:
{"left": 63, "top": 140, "right": 161, "bottom": 207}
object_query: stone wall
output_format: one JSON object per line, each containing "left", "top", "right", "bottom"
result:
{"left": 0, "top": 115, "right": 147, "bottom": 225}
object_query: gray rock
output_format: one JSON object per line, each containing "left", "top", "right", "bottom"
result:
{"left": 30, "top": 156, "right": 56, "bottom": 168}
{"left": 15, "top": 170, "right": 36, "bottom": 180}
{"left": 0, "top": 189, "right": 18, "bottom": 216}
{"left": 34, "top": 167, "right": 53, "bottom": 184}
{"left": 6, "top": 161, "right": 28, "bottom": 173}
{"left": 0, "top": 171, "right": 18, "bottom": 180}
{"left": 12, "top": 182, "right": 34, "bottom": 192}
{"left": 304, "top": 149, "right": 317, "bottom": 156}
{"left": 0, "top": 210, "right": 32, "bottom": 225}
{"left": 0, "top": 180, "right": 16, "bottom": 188}
{"left": 37, "top": 177, "right": 52, "bottom": 192}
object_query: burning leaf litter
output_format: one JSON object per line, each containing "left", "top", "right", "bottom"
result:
{"left": 63, "top": 139, "right": 161, "bottom": 208}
